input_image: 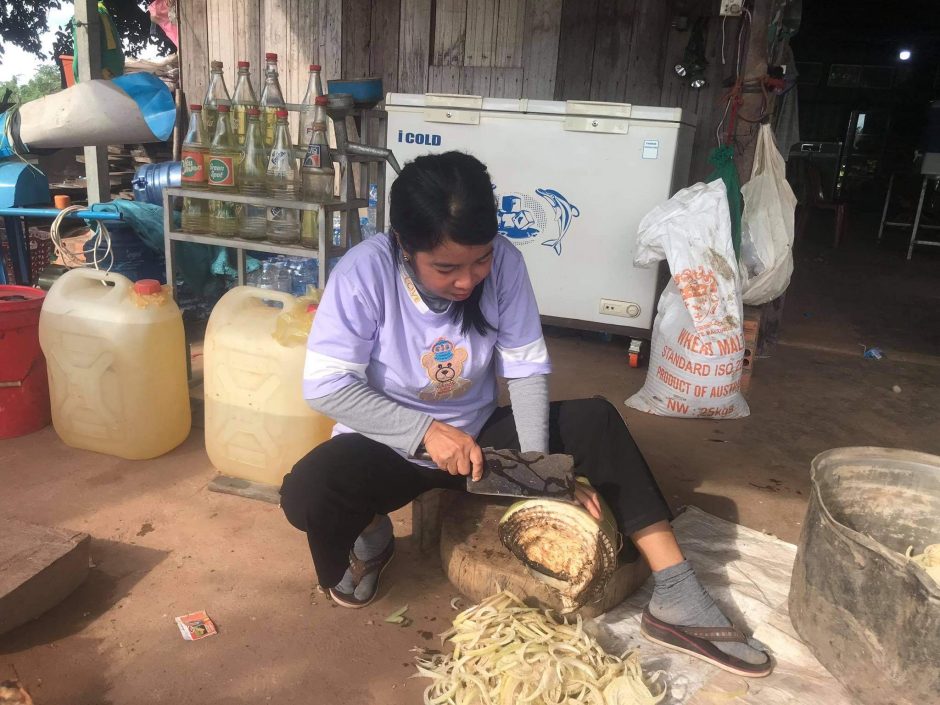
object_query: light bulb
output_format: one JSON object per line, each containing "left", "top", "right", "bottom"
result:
{"left": 899, "top": 49, "right": 912, "bottom": 61}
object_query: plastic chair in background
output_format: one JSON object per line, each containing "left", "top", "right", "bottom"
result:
{"left": 795, "top": 160, "right": 848, "bottom": 248}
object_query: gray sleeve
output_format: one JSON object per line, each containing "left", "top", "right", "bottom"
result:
{"left": 307, "top": 382, "right": 433, "bottom": 455}
{"left": 506, "top": 374, "right": 549, "bottom": 454}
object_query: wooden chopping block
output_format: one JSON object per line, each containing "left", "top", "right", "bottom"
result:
{"left": 0, "top": 519, "right": 90, "bottom": 635}
{"left": 440, "top": 493, "right": 650, "bottom": 618}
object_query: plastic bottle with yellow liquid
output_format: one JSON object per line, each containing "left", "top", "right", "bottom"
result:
{"left": 38, "top": 270, "right": 191, "bottom": 460}
{"left": 203, "top": 287, "right": 333, "bottom": 486}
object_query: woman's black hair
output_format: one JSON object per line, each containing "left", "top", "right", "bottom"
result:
{"left": 389, "top": 151, "right": 497, "bottom": 336}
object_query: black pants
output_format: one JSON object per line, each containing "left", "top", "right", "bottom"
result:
{"left": 280, "top": 397, "right": 671, "bottom": 588}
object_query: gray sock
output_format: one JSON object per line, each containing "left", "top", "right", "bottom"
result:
{"left": 648, "top": 560, "right": 768, "bottom": 665}
{"left": 333, "top": 515, "right": 393, "bottom": 600}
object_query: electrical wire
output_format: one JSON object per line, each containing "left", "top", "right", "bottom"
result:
{"left": 736, "top": 9, "right": 750, "bottom": 79}
{"left": 721, "top": 16, "right": 727, "bottom": 65}
{"left": 49, "top": 205, "right": 113, "bottom": 272}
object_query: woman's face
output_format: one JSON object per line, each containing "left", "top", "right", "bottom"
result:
{"left": 410, "top": 237, "right": 494, "bottom": 301}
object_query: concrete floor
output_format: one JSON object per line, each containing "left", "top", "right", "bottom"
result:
{"left": 1, "top": 214, "right": 938, "bottom": 704}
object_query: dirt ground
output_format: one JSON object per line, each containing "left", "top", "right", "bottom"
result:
{"left": 1, "top": 213, "right": 938, "bottom": 704}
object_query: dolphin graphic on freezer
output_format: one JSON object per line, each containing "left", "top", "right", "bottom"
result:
{"left": 536, "top": 188, "right": 580, "bottom": 255}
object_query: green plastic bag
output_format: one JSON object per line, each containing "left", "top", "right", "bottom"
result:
{"left": 71, "top": 1, "right": 125, "bottom": 83}
{"left": 707, "top": 145, "right": 742, "bottom": 258}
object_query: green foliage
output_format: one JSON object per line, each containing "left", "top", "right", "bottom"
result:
{"left": 0, "top": 1, "right": 63, "bottom": 59}
{"left": 1, "top": 65, "right": 63, "bottom": 105}
{"left": 1, "top": 1, "right": 174, "bottom": 64}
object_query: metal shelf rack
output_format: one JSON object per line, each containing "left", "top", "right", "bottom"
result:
{"left": 162, "top": 108, "right": 389, "bottom": 292}
{"left": 162, "top": 187, "right": 365, "bottom": 289}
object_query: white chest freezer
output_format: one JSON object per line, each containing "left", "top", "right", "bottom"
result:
{"left": 384, "top": 93, "right": 696, "bottom": 336}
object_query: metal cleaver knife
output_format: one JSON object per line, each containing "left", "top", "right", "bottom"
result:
{"left": 414, "top": 447, "right": 578, "bottom": 503}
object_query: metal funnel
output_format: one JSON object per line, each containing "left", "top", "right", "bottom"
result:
{"left": 324, "top": 93, "right": 355, "bottom": 122}
{"left": 325, "top": 92, "right": 401, "bottom": 174}
{"left": 326, "top": 93, "right": 355, "bottom": 155}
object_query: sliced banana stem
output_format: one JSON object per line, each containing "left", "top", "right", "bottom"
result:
{"left": 414, "top": 590, "right": 666, "bottom": 705}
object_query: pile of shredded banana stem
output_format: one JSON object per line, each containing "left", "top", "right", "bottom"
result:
{"left": 414, "top": 590, "right": 666, "bottom": 705}
{"left": 906, "top": 543, "right": 940, "bottom": 583}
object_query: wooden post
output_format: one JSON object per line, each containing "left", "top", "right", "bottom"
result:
{"left": 734, "top": 0, "right": 771, "bottom": 183}
{"left": 178, "top": 0, "right": 210, "bottom": 110}
{"left": 412, "top": 489, "right": 446, "bottom": 554}
{"left": 172, "top": 89, "right": 184, "bottom": 161}
{"left": 74, "top": 0, "right": 111, "bottom": 204}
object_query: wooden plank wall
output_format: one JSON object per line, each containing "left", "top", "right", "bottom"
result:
{"left": 179, "top": 0, "right": 764, "bottom": 180}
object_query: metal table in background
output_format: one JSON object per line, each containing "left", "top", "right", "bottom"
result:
{"left": 878, "top": 171, "right": 940, "bottom": 260}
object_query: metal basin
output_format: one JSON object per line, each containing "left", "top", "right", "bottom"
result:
{"left": 789, "top": 447, "right": 940, "bottom": 705}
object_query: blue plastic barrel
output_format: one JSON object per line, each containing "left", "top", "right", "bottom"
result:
{"left": 132, "top": 161, "right": 181, "bottom": 205}
{"left": 83, "top": 223, "right": 166, "bottom": 283}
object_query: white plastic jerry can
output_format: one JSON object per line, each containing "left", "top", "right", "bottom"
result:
{"left": 203, "top": 287, "right": 333, "bottom": 486}
{"left": 38, "top": 269, "right": 192, "bottom": 459}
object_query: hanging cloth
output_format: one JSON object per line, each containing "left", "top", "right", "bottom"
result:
{"left": 707, "top": 145, "right": 742, "bottom": 258}
{"left": 71, "top": 1, "right": 126, "bottom": 83}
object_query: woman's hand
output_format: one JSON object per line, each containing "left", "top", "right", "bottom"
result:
{"left": 422, "top": 420, "right": 484, "bottom": 480}
{"left": 574, "top": 482, "right": 602, "bottom": 521}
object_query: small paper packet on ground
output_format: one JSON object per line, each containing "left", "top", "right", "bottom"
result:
{"left": 175, "top": 610, "right": 218, "bottom": 641}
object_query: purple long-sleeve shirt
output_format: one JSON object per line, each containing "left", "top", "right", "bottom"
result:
{"left": 303, "top": 233, "right": 551, "bottom": 446}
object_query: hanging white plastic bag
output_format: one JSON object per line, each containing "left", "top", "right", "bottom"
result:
{"left": 626, "top": 180, "right": 749, "bottom": 419}
{"left": 739, "top": 124, "right": 797, "bottom": 305}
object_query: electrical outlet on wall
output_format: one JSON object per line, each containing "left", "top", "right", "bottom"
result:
{"left": 720, "top": 0, "right": 743, "bottom": 16}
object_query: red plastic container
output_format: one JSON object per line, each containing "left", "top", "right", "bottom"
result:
{"left": 0, "top": 286, "right": 51, "bottom": 438}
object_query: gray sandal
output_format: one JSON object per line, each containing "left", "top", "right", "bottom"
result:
{"left": 641, "top": 608, "right": 773, "bottom": 678}
{"left": 328, "top": 537, "right": 395, "bottom": 608}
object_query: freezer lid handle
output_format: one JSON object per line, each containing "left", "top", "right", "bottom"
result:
{"left": 564, "top": 100, "right": 632, "bottom": 134}
{"left": 423, "top": 93, "right": 483, "bottom": 125}
{"left": 423, "top": 109, "right": 481, "bottom": 125}
{"left": 426, "top": 94, "right": 484, "bottom": 109}
{"left": 564, "top": 115, "right": 630, "bottom": 135}
{"left": 565, "top": 100, "right": 632, "bottom": 118}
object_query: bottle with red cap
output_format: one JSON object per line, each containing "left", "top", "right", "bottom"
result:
{"left": 260, "top": 52, "right": 286, "bottom": 149}
{"left": 181, "top": 104, "right": 211, "bottom": 233}
{"left": 208, "top": 104, "right": 240, "bottom": 236}
{"left": 300, "top": 107, "right": 334, "bottom": 248}
{"left": 265, "top": 109, "right": 300, "bottom": 243}
{"left": 297, "top": 64, "right": 324, "bottom": 148}
{"left": 237, "top": 107, "right": 267, "bottom": 240}
{"left": 300, "top": 110, "right": 335, "bottom": 202}
{"left": 202, "top": 60, "right": 231, "bottom": 137}
{"left": 231, "top": 60, "right": 258, "bottom": 146}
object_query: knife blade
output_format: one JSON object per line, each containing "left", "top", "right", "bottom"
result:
{"left": 414, "top": 447, "right": 578, "bottom": 503}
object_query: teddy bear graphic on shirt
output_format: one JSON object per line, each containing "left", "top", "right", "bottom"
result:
{"left": 418, "top": 337, "right": 472, "bottom": 401}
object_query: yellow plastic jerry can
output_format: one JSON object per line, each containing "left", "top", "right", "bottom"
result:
{"left": 203, "top": 286, "right": 333, "bottom": 486}
{"left": 38, "top": 269, "right": 191, "bottom": 459}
